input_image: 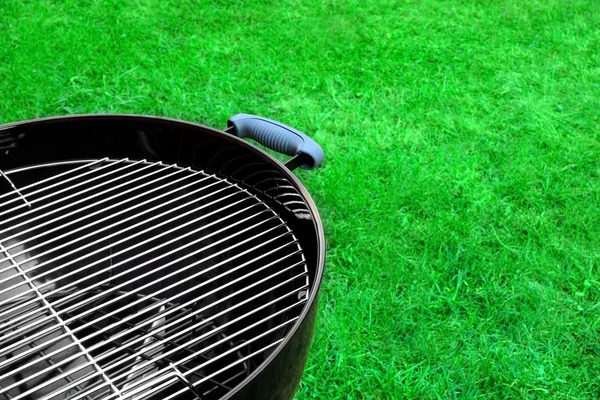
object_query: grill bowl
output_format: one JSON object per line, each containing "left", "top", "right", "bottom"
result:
{"left": 0, "top": 115, "right": 325, "bottom": 400}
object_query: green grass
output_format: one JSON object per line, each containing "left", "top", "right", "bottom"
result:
{"left": 1, "top": 0, "right": 600, "bottom": 398}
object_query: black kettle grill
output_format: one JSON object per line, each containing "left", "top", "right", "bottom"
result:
{"left": 0, "top": 114, "right": 325, "bottom": 400}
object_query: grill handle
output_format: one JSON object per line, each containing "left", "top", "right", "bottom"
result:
{"left": 227, "top": 114, "right": 324, "bottom": 170}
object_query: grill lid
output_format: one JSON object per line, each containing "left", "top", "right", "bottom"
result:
{"left": 0, "top": 158, "right": 310, "bottom": 400}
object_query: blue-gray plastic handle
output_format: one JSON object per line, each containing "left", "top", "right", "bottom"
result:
{"left": 227, "top": 114, "right": 324, "bottom": 170}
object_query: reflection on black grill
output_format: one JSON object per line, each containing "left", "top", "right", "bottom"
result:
{"left": 0, "top": 159, "right": 309, "bottom": 400}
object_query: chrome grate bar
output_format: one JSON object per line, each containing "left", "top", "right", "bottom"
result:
{"left": 0, "top": 171, "right": 218, "bottom": 281}
{"left": 0, "top": 158, "right": 144, "bottom": 224}
{"left": 144, "top": 338, "right": 287, "bottom": 400}
{"left": 0, "top": 174, "right": 222, "bottom": 270}
{"left": 0, "top": 210, "right": 278, "bottom": 360}
{"left": 0, "top": 158, "right": 309, "bottom": 400}
{"left": 0, "top": 158, "right": 120, "bottom": 213}
{"left": 0, "top": 244, "right": 122, "bottom": 400}
{"left": 0, "top": 204, "right": 277, "bottom": 344}
{"left": 0, "top": 158, "right": 108, "bottom": 202}
{"left": 81, "top": 268, "right": 307, "bottom": 384}
{"left": 0, "top": 183, "right": 240, "bottom": 309}
{"left": 44, "top": 286, "right": 306, "bottom": 400}
{"left": 6, "top": 275, "right": 307, "bottom": 400}
{"left": 0, "top": 244, "right": 304, "bottom": 385}
{"left": 0, "top": 160, "right": 181, "bottom": 239}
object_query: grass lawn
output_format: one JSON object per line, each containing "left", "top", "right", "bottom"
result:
{"left": 1, "top": 0, "right": 600, "bottom": 398}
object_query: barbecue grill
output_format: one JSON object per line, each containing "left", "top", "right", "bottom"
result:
{"left": 0, "top": 114, "right": 325, "bottom": 400}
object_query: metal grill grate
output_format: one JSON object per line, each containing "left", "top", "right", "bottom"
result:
{"left": 0, "top": 159, "right": 309, "bottom": 400}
